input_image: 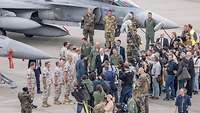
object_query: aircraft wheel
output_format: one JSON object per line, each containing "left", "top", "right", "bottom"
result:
{"left": 0, "top": 29, "right": 7, "bottom": 36}
{"left": 24, "top": 34, "right": 34, "bottom": 38}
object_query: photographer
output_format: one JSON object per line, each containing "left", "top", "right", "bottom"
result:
{"left": 119, "top": 62, "right": 134, "bottom": 104}
{"left": 18, "top": 87, "right": 33, "bottom": 113}
{"left": 71, "top": 83, "right": 90, "bottom": 113}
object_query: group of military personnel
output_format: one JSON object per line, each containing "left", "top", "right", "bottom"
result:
{"left": 18, "top": 8, "right": 157, "bottom": 113}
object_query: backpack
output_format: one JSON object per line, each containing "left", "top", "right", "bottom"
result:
{"left": 177, "top": 66, "right": 191, "bottom": 80}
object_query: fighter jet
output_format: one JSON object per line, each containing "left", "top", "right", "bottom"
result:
{"left": 0, "top": 35, "right": 51, "bottom": 59}
{"left": 0, "top": 0, "right": 178, "bottom": 37}
{"left": 0, "top": 0, "right": 69, "bottom": 37}
{"left": 0, "top": 35, "right": 52, "bottom": 89}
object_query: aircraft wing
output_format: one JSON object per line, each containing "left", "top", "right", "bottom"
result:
{"left": 0, "top": 0, "right": 49, "bottom": 9}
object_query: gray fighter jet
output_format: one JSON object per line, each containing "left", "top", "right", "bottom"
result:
{"left": 0, "top": 35, "right": 51, "bottom": 89}
{"left": 0, "top": 35, "right": 51, "bottom": 59}
{"left": 0, "top": 0, "right": 178, "bottom": 37}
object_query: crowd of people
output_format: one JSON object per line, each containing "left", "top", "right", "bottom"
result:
{"left": 17, "top": 9, "right": 200, "bottom": 113}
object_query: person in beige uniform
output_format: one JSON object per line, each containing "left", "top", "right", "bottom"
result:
{"left": 63, "top": 55, "right": 75, "bottom": 104}
{"left": 42, "top": 61, "right": 53, "bottom": 107}
{"left": 54, "top": 61, "right": 63, "bottom": 105}
{"left": 27, "top": 62, "right": 37, "bottom": 108}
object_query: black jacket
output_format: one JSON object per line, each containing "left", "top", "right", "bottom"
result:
{"left": 156, "top": 37, "right": 169, "bottom": 49}
{"left": 95, "top": 54, "right": 109, "bottom": 74}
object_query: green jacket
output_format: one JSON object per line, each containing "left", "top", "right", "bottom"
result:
{"left": 89, "top": 48, "right": 100, "bottom": 71}
{"left": 83, "top": 14, "right": 95, "bottom": 30}
{"left": 128, "top": 98, "right": 138, "bottom": 113}
{"left": 144, "top": 18, "right": 156, "bottom": 38}
{"left": 110, "top": 54, "right": 123, "bottom": 67}
{"left": 82, "top": 79, "right": 94, "bottom": 94}
{"left": 81, "top": 43, "right": 92, "bottom": 57}
{"left": 93, "top": 90, "right": 106, "bottom": 105}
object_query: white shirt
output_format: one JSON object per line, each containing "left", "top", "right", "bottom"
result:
{"left": 100, "top": 54, "right": 104, "bottom": 62}
{"left": 60, "top": 47, "right": 67, "bottom": 58}
{"left": 151, "top": 62, "right": 161, "bottom": 78}
{"left": 194, "top": 57, "right": 200, "bottom": 73}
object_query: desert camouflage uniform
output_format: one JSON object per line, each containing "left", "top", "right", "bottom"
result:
{"left": 82, "top": 14, "right": 95, "bottom": 45}
{"left": 27, "top": 68, "right": 36, "bottom": 99}
{"left": 103, "top": 15, "right": 117, "bottom": 48}
{"left": 63, "top": 61, "right": 74, "bottom": 103}
{"left": 54, "top": 66, "right": 63, "bottom": 104}
{"left": 42, "top": 67, "right": 52, "bottom": 105}
{"left": 134, "top": 74, "right": 150, "bottom": 113}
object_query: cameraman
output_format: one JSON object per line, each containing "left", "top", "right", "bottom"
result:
{"left": 71, "top": 83, "right": 90, "bottom": 113}
{"left": 119, "top": 62, "right": 134, "bottom": 104}
{"left": 18, "top": 87, "right": 33, "bottom": 113}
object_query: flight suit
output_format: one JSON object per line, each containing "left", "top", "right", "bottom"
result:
{"left": 54, "top": 66, "right": 63, "bottom": 104}
{"left": 18, "top": 92, "right": 33, "bottom": 113}
{"left": 81, "top": 43, "right": 92, "bottom": 72}
{"left": 27, "top": 68, "right": 36, "bottom": 100}
{"left": 103, "top": 15, "right": 117, "bottom": 48}
{"left": 42, "top": 67, "right": 52, "bottom": 107}
{"left": 82, "top": 14, "right": 95, "bottom": 45}
{"left": 144, "top": 18, "right": 156, "bottom": 51}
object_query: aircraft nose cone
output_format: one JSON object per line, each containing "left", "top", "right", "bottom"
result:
{"left": 0, "top": 36, "right": 51, "bottom": 59}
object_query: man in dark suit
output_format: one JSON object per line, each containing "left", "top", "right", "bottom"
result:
{"left": 156, "top": 33, "right": 169, "bottom": 49}
{"left": 95, "top": 48, "right": 109, "bottom": 75}
{"left": 110, "top": 39, "right": 126, "bottom": 62}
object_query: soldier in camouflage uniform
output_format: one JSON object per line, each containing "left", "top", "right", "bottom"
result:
{"left": 42, "top": 61, "right": 53, "bottom": 107}
{"left": 127, "top": 92, "right": 138, "bottom": 113}
{"left": 126, "top": 12, "right": 139, "bottom": 36}
{"left": 103, "top": 10, "right": 117, "bottom": 49}
{"left": 82, "top": 8, "right": 95, "bottom": 45}
{"left": 134, "top": 67, "right": 150, "bottom": 113}
{"left": 127, "top": 30, "right": 141, "bottom": 65}
{"left": 54, "top": 61, "right": 63, "bottom": 105}
{"left": 27, "top": 62, "right": 36, "bottom": 108}
{"left": 63, "top": 55, "right": 75, "bottom": 104}
{"left": 18, "top": 87, "right": 33, "bottom": 113}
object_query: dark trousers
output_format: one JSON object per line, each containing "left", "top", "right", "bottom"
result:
{"left": 174, "top": 77, "right": 178, "bottom": 96}
{"left": 120, "top": 85, "right": 132, "bottom": 104}
{"left": 34, "top": 68, "right": 41, "bottom": 93}
{"left": 186, "top": 77, "right": 193, "bottom": 97}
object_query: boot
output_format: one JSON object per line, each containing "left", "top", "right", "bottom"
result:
{"left": 54, "top": 100, "right": 62, "bottom": 105}
{"left": 63, "top": 96, "right": 72, "bottom": 104}
{"left": 42, "top": 101, "right": 48, "bottom": 108}
{"left": 46, "top": 100, "right": 51, "bottom": 107}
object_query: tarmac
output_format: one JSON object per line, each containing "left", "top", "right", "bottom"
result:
{"left": 0, "top": 0, "right": 200, "bottom": 113}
